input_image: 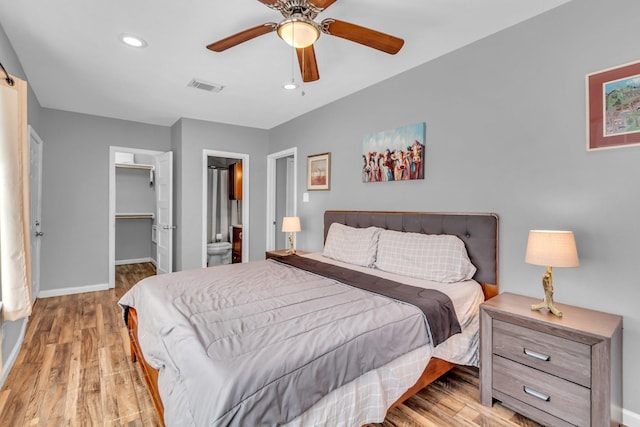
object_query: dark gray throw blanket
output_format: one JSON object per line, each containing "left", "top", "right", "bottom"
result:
{"left": 272, "top": 254, "right": 461, "bottom": 346}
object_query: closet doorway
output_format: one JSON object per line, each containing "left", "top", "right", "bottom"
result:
{"left": 202, "top": 150, "right": 250, "bottom": 268}
{"left": 108, "top": 147, "right": 173, "bottom": 289}
{"left": 266, "top": 148, "right": 297, "bottom": 251}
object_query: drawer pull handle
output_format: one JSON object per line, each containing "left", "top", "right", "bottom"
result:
{"left": 524, "top": 348, "right": 550, "bottom": 361}
{"left": 523, "top": 386, "right": 550, "bottom": 402}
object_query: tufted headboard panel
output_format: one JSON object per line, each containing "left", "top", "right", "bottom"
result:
{"left": 324, "top": 211, "right": 499, "bottom": 298}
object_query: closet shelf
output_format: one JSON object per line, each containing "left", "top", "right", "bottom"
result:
{"left": 116, "top": 213, "right": 155, "bottom": 220}
{"left": 115, "top": 162, "right": 155, "bottom": 171}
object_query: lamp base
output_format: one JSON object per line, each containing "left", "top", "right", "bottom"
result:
{"left": 531, "top": 299, "right": 563, "bottom": 317}
{"left": 531, "top": 266, "right": 563, "bottom": 317}
{"left": 286, "top": 232, "right": 296, "bottom": 255}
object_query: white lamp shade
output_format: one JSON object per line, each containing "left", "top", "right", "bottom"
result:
{"left": 277, "top": 19, "right": 319, "bottom": 48}
{"left": 282, "top": 216, "right": 301, "bottom": 233}
{"left": 525, "top": 230, "right": 579, "bottom": 268}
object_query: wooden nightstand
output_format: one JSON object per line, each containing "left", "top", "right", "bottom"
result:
{"left": 265, "top": 249, "right": 310, "bottom": 259}
{"left": 480, "top": 292, "right": 622, "bottom": 427}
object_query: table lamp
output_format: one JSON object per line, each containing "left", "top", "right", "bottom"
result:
{"left": 282, "top": 216, "right": 301, "bottom": 254}
{"left": 525, "top": 230, "right": 579, "bottom": 317}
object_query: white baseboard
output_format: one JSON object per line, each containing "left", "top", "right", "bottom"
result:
{"left": 116, "top": 257, "right": 156, "bottom": 266}
{"left": 625, "top": 409, "right": 640, "bottom": 427}
{"left": 0, "top": 317, "right": 28, "bottom": 388}
{"left": 38, "top": 283, "right": 109, "bottom": 298}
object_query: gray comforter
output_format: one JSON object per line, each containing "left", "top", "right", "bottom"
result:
{"left": 119, "top": 259, "right": 458, "bottom": 426}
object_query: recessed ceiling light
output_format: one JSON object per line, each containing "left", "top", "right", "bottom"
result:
{"left": 119, "top": 34, "right": 147, "bottom": 48}
{"left": 282, "top": 82, "right": 299, "bottom": 90}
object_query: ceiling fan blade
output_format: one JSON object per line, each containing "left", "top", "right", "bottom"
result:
{"left": 206, "top": 23, "right": 277, "bottom": 52}
{"left": 320, "top": 19, "right": 404, "bottom": 54}
{"left": 296, "top": 46, "right": 320, "bottom": 82}
{"left": 308, "top": 0, "right": 337, "bottom": 10}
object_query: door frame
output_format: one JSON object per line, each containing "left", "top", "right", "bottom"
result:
{"left": 28, "top": 125, "right": 43, "bottom": 301}
{"left": 154, "top": 151, "right": 173, "bottom": 275}
{"left": 266, "top": 147, "right": 297, "bottom": 251}
{"left": 201, "top": 149, "right": 250, "bottom": 268}
{"left": 108, "top": 146, "right": 166, "bottom": 289}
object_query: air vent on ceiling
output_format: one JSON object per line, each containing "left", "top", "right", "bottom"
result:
{"left": 187, "top": 78, "right": 224, "bottom": 93}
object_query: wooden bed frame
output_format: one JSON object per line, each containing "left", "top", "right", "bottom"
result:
{"left": 127, "top": 210, "right": 499, "bottom": 426}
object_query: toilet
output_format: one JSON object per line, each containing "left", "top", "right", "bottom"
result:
{"left": 207, "top": 242, "right": 232, "bottom": 266}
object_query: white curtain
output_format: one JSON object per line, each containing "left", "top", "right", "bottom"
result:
{"left": 209, "top": 168, "right": 229, "bottom": 242}
{"left": 219, "top": 169, "right": 229, "bottom": 242}
{"left": 0, "top": 75, "right": 32, "bottom": 322}
{"left": 210, "top": 168, "right": 218, "bottom": 242}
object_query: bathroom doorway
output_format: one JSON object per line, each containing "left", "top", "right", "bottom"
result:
{"left": 202, "top": 150, "right": 250, "bottom": 268}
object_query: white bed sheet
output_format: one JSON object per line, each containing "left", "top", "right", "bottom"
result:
{"left": 284, "top": 252, "right": 484, "bottom": 426}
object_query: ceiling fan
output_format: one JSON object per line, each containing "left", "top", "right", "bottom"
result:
{"left": 206, "top": 0, "right": 404, "bottom": 83}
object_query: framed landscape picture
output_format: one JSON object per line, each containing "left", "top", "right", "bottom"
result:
{"left": 587, "top": 60, "right": 640, "bottom": 150}
{"left": 307, "top": 152, "right": 330, "bottom": 191}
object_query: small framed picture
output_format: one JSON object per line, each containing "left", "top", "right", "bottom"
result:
{"left": 586, "top": 60, "right": 640, "bottom": 150}
{"left": 307, "top": 152, "right": 330, "bottom": 191}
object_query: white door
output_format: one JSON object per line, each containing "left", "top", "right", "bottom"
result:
{"left": 266, "top": 148, "right": 297, "bottom": 251}
{"left": 155, "top": 151, "right": 173, "bottom": 274}
{"left": 285, "top": 157, "right": 295, "bottom": 216}
{"left": 28, "top": 126, "right": 43, "bottom": 301}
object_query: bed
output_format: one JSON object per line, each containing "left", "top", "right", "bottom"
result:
{"left": 120, "top": 210, "right": 499, "bottom": 426}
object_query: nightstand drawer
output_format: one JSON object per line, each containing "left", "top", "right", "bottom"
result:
{"left": 493, "top": 356, "right": 590, "bottom": 426}
{"left": 493, "top": 319, "right": 590, "bottom": 387}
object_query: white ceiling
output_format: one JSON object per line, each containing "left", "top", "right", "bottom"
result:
{"left": 0, "top": 0, "right": 570, "bottom": 130}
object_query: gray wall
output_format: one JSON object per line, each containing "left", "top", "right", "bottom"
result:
{"left": 115, "top": 219, "right": 153, "bottom": 261}
{"left": 173, "top": 118, "right": 269, "bottom": 271}
{"left": 269, "top": 0, "right": 640, "bottom": 414}
{"left": 37, "top": 109, "right": 170, "bottom": 290}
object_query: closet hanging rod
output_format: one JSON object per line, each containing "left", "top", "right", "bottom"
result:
{"left": 115, "top": 162, "right": 154, "bottom": 171}
{"left": 0, "top": 61, "right": 15, "bottom": 86}
{"left": 115, "top": 213, "right": 155, "bottom": 220}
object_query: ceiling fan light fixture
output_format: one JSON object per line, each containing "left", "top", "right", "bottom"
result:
{"left": 277, "top": 18, "right": 319, "bottom": 48}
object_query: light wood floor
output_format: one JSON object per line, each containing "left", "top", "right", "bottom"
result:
{"left": 0, "top": 263, "right": 542, "bottom": 426}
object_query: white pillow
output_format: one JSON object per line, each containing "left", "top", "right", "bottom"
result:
{"left": 374, "top": 230, "right": 477, "bottom": 283}
{"left": 323, "top": 223, "right": 383, "bottom": 267}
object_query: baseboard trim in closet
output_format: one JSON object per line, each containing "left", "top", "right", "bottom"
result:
{"left": 38, "top": 283, "right": 109, "bottom": 298}
{"left": 115, "top": 257, "right": 157, "bottom": 266}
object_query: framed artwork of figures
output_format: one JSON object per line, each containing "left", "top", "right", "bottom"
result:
{"left": 362, "top": 122, "right": 425, "bottom": 183}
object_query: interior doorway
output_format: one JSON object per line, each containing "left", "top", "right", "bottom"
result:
{"left": 108, "top": 147, "right": 173, "bottom": 289}
{"left": 266, "top": 148, "right": 297, "bottom": 251}
{"left": 202, "top": 149, "right": 250, "bottom": 268}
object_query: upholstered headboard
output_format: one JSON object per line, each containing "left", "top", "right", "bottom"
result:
{"left": 324, "top": 210, "right": 499, "bottom": 299}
